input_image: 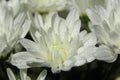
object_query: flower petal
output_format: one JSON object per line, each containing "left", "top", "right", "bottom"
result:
{"left": 94, "top": 45, "right": 117, "bottom": 62}
{"left": 20, "top": 20, "right": 31, "bottom": 38}
{"left": 37, "top": 70, "right": 47, "bottom": 80}
{"left": 20, "top": 69, "right": 27, "bottom": 80}
{"left": 11, "top": 52, "right": 38, "bottom": 69}
{"left": 20, "top": 39, "right": 43, "bottom": 58}
{"left": 6, "top": 68, "right": 16, "bottom": 80}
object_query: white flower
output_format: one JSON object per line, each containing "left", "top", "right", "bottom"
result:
{"left": 86, "top": 0, "right": 120, "bottom": 62}
{"left": 7, "top": 68, "right": 47, "bottom": 80}
{"left": 0, "top": 3, "right": 31, "bottom": 57}
{"left": 21, "top": 0, "right": 67, "bottom": 12}
{"left": 11, "top": 8, "right": 97, "bottom": 73}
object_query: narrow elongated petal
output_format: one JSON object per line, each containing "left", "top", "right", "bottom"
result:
{"left": 20, "top": 69, "right": 27, "bottom": 80}
{"left": 37, "top": 70, "right": 47, "bottom": 80}
{"left": 20, "top": 20, "right": 31, "bottom": 38}
{"left": 66, "top": 8, "right": 81, "bottom": 38}
{"left": 7, "top": 68, "right": 16, "bottom": 80}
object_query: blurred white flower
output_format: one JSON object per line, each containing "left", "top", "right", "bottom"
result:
{"left": 115, "top": 77, "right": 120, "bottom": 80}
{"left": 11, "top": 8, "right": 97, "bottom": 73}
{"left": 68, "top": 0, "right": 105, "bottom": 16}
{"left": 7, "top": 68, "right": 47, "bottom": 80}
{"left": 86, "top": 0, "right": 120, "bottom": 62}
{"left": 0, "top": 3, "right": 31, "bottom": 57}
{"left": 69, "top": 0, "right": 89, "bottom": 15}
{"left": 7, "top": 0, "right": 21, "bottom": 17}
{"left": 21, "top": 0, "right": 67, "bottom": 12}
{"left": 1, "top": 0, "right": 28, "bottom": 17}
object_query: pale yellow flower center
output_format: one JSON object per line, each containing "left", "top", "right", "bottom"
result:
{"left": 114, "top": 37, "right": 120, "bottom": 49}
{"left": 49, "top": 40, "right": 69, "bottom": 64}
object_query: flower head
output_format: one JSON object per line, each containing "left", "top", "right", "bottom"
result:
{"left": 0, "top": 3, "right": 31, "bottom": 57}
{"left": 87, "top": 0, "right": 120, "bottom": 62}
{"left": 11, "top": 8, "right": 97, "bottom": 73}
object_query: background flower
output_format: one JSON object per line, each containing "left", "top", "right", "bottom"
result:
{"left": 0, "top": 3, "right": 31, "bottom": 58}
{"left": 86, "top": 0, "right": 120, "bottom": 62}
{"left": 68, "top": 0, "right": 105, "bottom": 16}
{"left": 21, "top": 0, "right": 68, "bottom": 12}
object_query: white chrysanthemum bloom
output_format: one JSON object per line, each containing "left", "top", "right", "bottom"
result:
{"left": 11, "top": 8, "right": 97, "bottom": 73}
{"left": 0, "top": 3, "right": 31, "bottom": 57}
{"left": 86, "top": 0, "right": 120, "bottom": 62}
{"left": 7, "top": 68, "right": 47, "bottom": 80}
{"left": 21, "top": 0, "right": 67, "bottom": 12}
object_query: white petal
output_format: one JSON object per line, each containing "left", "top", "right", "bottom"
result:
{"left": 74, "top": 56, "right": 86, "bottom": 66}
{"left": 11, "top": 52, "right": 37, "bottom": 69}
{"left": 0, "top": 35, "right": 7, "bottom": 53}
{"left": 79, "top": 30, "right": 87, "bottom": 39}
{"left": 77, "top": 46, "right": 96, "bottom": 62}
{"left": 37, "top": 70, "right": 47, "bottom": 80}
{"left": 6, "top": 68, "right": 16, "bottom": 80}
{"left": 89, "top": 0, "right": 105, "bottom": 7}
{"left": 34, "top": 13, "right": 44, "bottom": 29}
{"left": 86, "top": 8, "right": 102, "bottom": 25}
{"left": 89, "top": 24, "right": 110, "bottom": 44}
{"left": 53, "top": 14, "right": 60, "bottom": 34}
{"left": 82, "top": 32, "right": 97, "bottom": 46}
{"left": 44, "top": 12, "right": 55, "bottom": 31}
{"left": 94, "top": 45, "right": 117, "bottom": 62}
{"left": 20, "top": 69, "right": 27, "bottom": 80}
{"left": 20, "top": 39, "right": 42, "bottom": 58}
{"left": 62, "top": 59, "right": 74, "bottom": 71}
{"left": 20, "top": 20, "right": 31, "bottom": 38}
{"left": 66, "top": 8, "right": 80, "bottom": 35}
{"left": 14, "top": 12, "right": 25, "bottom": 29}
{"left": 8, "top": 0, "right": 20, "bottom": 16}
{"left": 75, "top": 45, "right": 97, "bottom": 67}
{"left": 59, "top": 19, "right": 67, "bottom": 39}
{"left": 71, "top": 20, "right": 81, "bottom": 38}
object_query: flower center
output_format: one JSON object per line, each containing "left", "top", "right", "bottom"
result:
{"left": 114, "top": 37, "right": 120, "bottom": 49}
{"left": 49, "top": 41, "right": 69, "bottom": 64}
